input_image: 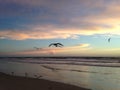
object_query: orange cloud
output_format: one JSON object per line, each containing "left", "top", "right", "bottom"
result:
{"left": 0, "top": 24, "right": 120, "bottom": 40}
{"left": 1, "top": 1, "right": 120, "bottom": 40}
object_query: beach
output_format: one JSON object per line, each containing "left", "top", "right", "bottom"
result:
{"left": 0, "top": 72, "right": 90, "bottom": 90}
{"left": 0, "top": 57, "right": 120, "bottom": 90}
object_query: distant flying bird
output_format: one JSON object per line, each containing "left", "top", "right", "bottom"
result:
{"left": 108, "top": 38, "right": 111, "bottom": 43}
{"left": 49, "top": 43, "right": 64, "bottom": 47}
{"left": 34, "top": 47, "right": 42, "bottom": 50}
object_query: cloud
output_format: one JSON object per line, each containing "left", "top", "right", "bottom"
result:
{"left": 62, "top": 44, "right": 92, "bottom": 54}
{"left": 2, "top": 43, "right": 120, "bottom": 57}
{"left": 1, "top": 0, "right": 120, "bottom": 40}
{"left": 0, "top": 43, "right": 91, "bottom": 56}
{"left": 24, "top": 43, "right": 91, "bottom": 55}
{"left": 0, "top": 23, "right": 120, "bottom": 40}
{"left": 0, "top": 48, "right": 55, "bottom": 56}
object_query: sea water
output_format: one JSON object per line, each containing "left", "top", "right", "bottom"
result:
{"left": 0, "top": 57, "right": 120, "bottom": 90}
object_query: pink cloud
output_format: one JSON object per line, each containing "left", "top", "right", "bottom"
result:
{"left": 0, "top": 23, "right": 120, "bottom": 40}
{"left": 3, "top": 22, "right": 120, "bottom": 40}
{"left": 0, "top": 43, "right": 91, "bottom": 56}
{"left": 1, "top": 0, "right": 120, "bottom": 40}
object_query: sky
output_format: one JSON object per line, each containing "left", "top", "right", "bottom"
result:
{"left": 0, "top": 0, "right": 120, "bottom": 57}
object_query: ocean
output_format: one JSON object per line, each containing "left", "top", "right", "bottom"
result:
{"left": 0, "top": 57, "right": 120, "bottom": 90}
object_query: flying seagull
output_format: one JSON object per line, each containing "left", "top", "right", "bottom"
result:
{"left": 34, "top": 47, "right": 42, "bottom": 50}
{"left": 108, "top": 38, "right": 111, "bottom": 43}
{"left": 49, "top": 43, "right": 64, "bottom": 47}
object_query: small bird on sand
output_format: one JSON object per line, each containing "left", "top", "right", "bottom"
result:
{"left": 108, "top": 38, "right": 111, "bottom": 43}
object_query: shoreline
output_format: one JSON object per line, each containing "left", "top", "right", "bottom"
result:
{"left": 0, "top": 72, "right": 90, "bottom": 90}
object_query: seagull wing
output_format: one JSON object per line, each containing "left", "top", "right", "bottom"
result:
{"left": 58, "top": 43, "right": 64, "bottom": 46}
{"left": 49, "top": 43, "right": 54, "bottom": 47}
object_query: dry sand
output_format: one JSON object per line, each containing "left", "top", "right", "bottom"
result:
{"left": 0, "top": 72, "right": 91, "bottom": 90}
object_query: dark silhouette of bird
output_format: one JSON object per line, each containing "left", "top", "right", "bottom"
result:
{"left": 108, "top": 38, "right": 111, "bottom": 43}
{"left": 34, "top": 47, "right": 42, "bottom": 50}
{"left": 49, "top": 43, "right": 64, "bottom": 47}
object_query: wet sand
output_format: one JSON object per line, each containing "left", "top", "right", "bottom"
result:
{"left": 0, "top": 72, "right": 90, "bottom": 90}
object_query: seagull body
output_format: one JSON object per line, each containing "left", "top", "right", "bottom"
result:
{"left": 49, "top": 43, "right": 64, "bottom": 47}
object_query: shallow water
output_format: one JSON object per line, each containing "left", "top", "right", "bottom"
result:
{"left": 0, "top": 57, "right": 120, "bottom": 90}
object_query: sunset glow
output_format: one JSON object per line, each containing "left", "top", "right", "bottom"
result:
{"left": 0, "top": 0, "right": 120, "bottom": 57}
